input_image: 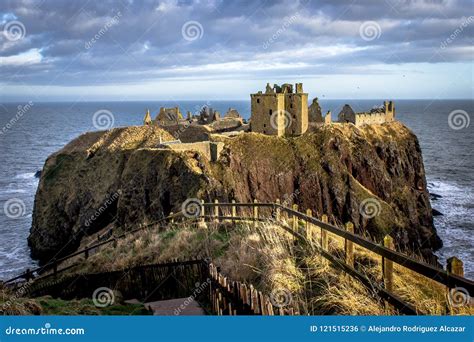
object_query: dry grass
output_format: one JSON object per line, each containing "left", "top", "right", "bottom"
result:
{"left": 303, "top": 218, "right": 473, "bottom": 315}
{"left": 38, "top": 215, "right": 472, "bottom": 316}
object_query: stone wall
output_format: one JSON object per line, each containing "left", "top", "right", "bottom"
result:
{"left": 168, "top": 141, "right": 224, "bottom": 162}
{"left": 355, "top": 112, "right": 390, "bottom": 125}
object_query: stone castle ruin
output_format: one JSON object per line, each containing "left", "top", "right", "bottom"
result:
{"left": 250, "top": 83, "right": 309, "bottom": 137}
{"left": 142, "top": 83, "right": 396, "bottom": 145}
{"left": 338, "top": 101, "right": 395, "bottom": 126}
{"left": 308, "top": 98, "right": 332, "bottom": 125}
{"left": 249, "top": 83, "right": 395, "bottom": 136}
{"left": 156, "top": 106, "right": 183, "bottom": 125}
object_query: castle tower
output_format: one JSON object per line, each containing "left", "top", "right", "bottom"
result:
{"left": 284, "top": 83, "right": 308, "bottom": 135}
{"left": 143, "top": 109, "right": 152, "bottom": 125}
{"left": 250, "top": 82, "right": 308, "bottom": 137}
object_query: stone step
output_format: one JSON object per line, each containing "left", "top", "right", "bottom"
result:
{"left": 144, "top": 297, "right": 205, "bottom": 316}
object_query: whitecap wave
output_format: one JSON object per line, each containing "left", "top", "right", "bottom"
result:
{"left": 14, "top": 172, "right": 36, "bottom": 180}
{"left": 0, "top": 188, "right": 27, "bottom": 195}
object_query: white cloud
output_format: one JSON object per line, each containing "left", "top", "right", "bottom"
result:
{"left": 0, "top": 48, "right": 43, "bottom": 66}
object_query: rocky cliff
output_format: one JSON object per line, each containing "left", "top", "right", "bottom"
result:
{"left": 29, "top": 122, "right": 442, "bottom": 264}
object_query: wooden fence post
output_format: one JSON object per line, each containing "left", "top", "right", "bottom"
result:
{"left": 447, "top": 257, "right": 464, "bottom": 277}
{"left": 345, "top": 222, "right": 354, "bottom": 268}
{"left": 275, "top": 199, "right": 281, "bottom": 221}
{"left": 253, "top": 199, "right": 258, "bottom": 227}
{"left": 214, "top": 199, "right": 219, "bottom": 222}
{"left": 446, "top": 256, "right": 465, "bottom": 314}
{"left": 383, "top": 235, "right": 394, "bottom": 292}
{"left": 292, "top": 204, "right": 298, "bottom": 232}
{"left": 231, "top": 199, "right": 236, "bottom": 218}
{"left": 306, "top": 209, "right": 312, "bottom": 242}
{"left": 321, "top": 214, "right": 328, "bottom": 252}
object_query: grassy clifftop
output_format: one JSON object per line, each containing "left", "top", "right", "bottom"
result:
{"left": 29, "top": 121, "right": 440, "bottom": 265}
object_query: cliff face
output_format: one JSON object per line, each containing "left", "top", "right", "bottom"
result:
{"left": 29, "top": 122, "right": 441, "bottom": 264}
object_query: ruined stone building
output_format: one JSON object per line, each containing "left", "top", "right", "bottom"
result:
{"left": 308, "top": 98, "right": 332, "bottom": 124}
{"left": 155, "top": 106, "right": 183, "bottom": 125}
{"left": 198, "top": 106, "right": 220, "bottom": 125}
{"left": 308, "top": 97, "right": 323, "bottom": 123}
{"left": 224, "top": 108, "right": 242, "bottom": 120}
{"left": 338, "top": 104, "right": 356, "bottom": 123}
{"left": 250, "top": 83, "right": 308, "bottom": 136}
{"left": 338, "top": 101, "right": 395, "bottom": 126}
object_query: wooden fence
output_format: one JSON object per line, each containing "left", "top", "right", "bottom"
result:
{"left": 21, "top": 258, "right": 299, "bottom": 316}
{"left": 201, "top": 200, "right": 474, "bottom": 315}
{"left": 4, "top": 200, "right": 473, "bottom": 315}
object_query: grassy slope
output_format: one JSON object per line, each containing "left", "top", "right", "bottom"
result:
{"left": 0, "top": 289, "right": 150, "bottom": 315}
{"left": 48, "top": 216, "right": 472, "bottom": 315}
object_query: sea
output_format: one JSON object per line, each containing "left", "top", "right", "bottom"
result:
{"left": 0, "top": 99, "right": 472, "bottom": 280}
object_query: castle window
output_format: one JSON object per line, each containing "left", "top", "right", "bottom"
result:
{"left": 263, "top": 130, "right": 266, "bottom": 134}
{"left": 257, "top": 98, "right": 260, "bottom": 103}
{"left": 269, "top": 109, "right": 273, "bottom": 115}
{"left": 263, "top": 124, "right": 266, "bottom": 128}
{"left": 290, "top": 104, "right": 293, "bottom": 108}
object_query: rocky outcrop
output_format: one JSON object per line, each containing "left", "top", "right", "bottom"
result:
{"left": 29, "top": 122, "right": 441, "bottom": 264}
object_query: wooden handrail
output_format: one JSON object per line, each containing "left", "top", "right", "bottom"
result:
{"left": 5, "top": 200, "right": 472, "bottom": 315}
{"left": 201, "top": 201, "right": 473, "bottom": 293}
{"left": 4, "top": 212, "right": 184, "bottom": 284}
{"left": 275, "top": 204, "right": 474, "bottom": 292}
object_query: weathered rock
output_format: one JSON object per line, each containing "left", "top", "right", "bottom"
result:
{"left": 29, "top": 121, "right": 441, "bottom": 264}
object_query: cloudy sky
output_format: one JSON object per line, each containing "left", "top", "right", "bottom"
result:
{"left": 0, "top": 0, "right": 472, "bottom": 101}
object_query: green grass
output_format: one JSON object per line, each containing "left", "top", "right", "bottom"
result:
{"left": 36, "top": 296, "right": 151, "bottom": 315}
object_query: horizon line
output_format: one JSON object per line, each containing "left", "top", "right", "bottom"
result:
{"left": 2, "top": 98, "right": 473, "bottom": 103}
